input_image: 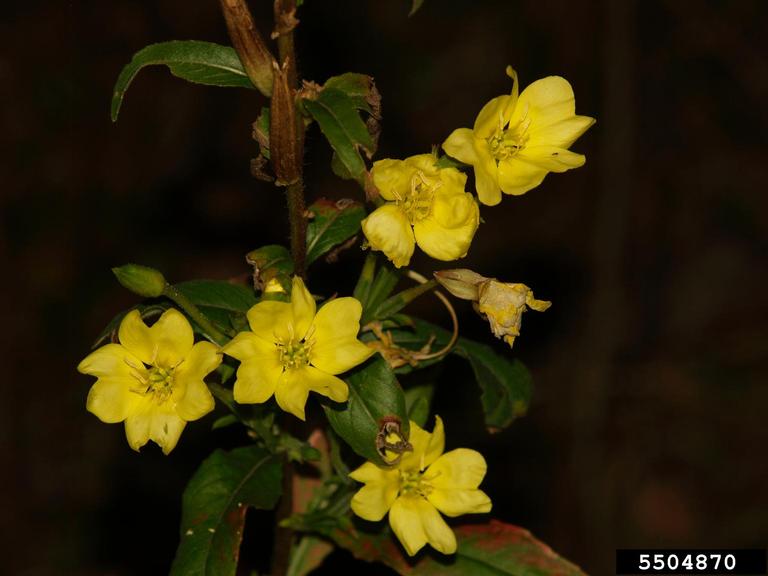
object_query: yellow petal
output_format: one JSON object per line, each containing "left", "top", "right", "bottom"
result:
{"left": 149, "top": 411, "right": 187, "bottom": 455}
{"left": 221, "top": 331, "right": 275, "bottom": 362}
{"left": 246, "top": 299, "right": 293, "bottom": 343}
{"left": 442, "top": 128, "right": 479, "bottom": 165}
{"left": 274, "top": 368, "right": 311, "bottom": 420}
{"left": 361, "top": 204, "right": 415, "bottom": 268}
{"left": 302, "top": 365, "right": 349, "bottom": 403}
{"left": 371, "top": 158, "right": 411, "bottom": 201}
{"left": 78, "top": 343, "right": 143, "bottom": 379}
{"left": 232, "top": 354, "right": 283, "bottom": 405}
{"left": 174, "top": 341, "right": 220, "bottom": 421}
{"left": 389, "top": 496, "right": 456, "bottom": 556}
{"left": 528, "top": 115, "right": 595, "bottom": 149}
{"left": 403, "top": 153, "right": 441, "bottom": 177}
{"left": 125, "top": 410, "right": 151, "bottom": 451}
{"left": 427, "top": 448, "right": 488, "bottom": 489}
{"left": 350, "top": 481, "right": 400, "bottom": 522}
{"left": 517, "top": 146, "right": 586, "bottom": 172}
{"left": 512, "top": 75, "right": 576, "bottom": 130}
{"left": 349, "top": 460, "right": 398, "bottom": 484}
{"left": 475, "top": 159, "right": 502, "bottom": 206}
{"left": 118, "top": 309, "right": 194, "bottom": 368}
{"left": 290, "top": 276, "right": 317, "bottom": 342}
{"left": 497, "top": 157, "right": 549, "bottom": 196}
{"left": 400, "top": 415, "right": 444, "bottom": 472}
{"left": 311, "top": 298, "right": 373, "bottom": 374}
{"left": 473, "top": 95, "right": 512, "bottom": 139}
{"left": 86, "top": 377, "right": 136, "bottom": 423}
{"left": 428, "top": 488, "right": 492, "bottom": 517}
{"left": 413, "top": 193, "right": 479, "bottom": 261}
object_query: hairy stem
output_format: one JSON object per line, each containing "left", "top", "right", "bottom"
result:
{"left": 162, "top": 284, "right": 229, "bottom": 345}
{"left": 286, "top": 179, "right": 307, "bottom": 277}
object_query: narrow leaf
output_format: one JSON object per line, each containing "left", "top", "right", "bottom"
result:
{"left": 111, "top": 41, "right": 255, "bottom": 121}
{"left": 323, "top": 358, "right": 410, "bottom": 465}
{"left": 306, "top": 198, "right": 366, "bottom": 264}
{"left": 170, "top": 446, "right": 282, "bottom": 576}
{"left": 174, "top": 280, "right": 257, "bottom": 313}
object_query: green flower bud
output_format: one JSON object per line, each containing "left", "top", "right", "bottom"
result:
{"left": 112, "top": 264, "right": 167, "bottom": 298}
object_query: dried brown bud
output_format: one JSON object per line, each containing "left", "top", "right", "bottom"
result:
{"left": 269, "top": 61, "right": 301, "bottom": 186}
{"left": 219, "top": 0, "right": 275, "bottom": 96}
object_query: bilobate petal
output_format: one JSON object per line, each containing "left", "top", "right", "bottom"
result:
{"left": 473, "top": 95, "right": 512, "bottom": 139}
{"left": 442, "top": 128, "right": 479, "bottom": 165}
{"left": 86, "top": 377, "right": 136, "bottom": 423}
{"left": 428, "top": 488, "right": 492, "bottom": 517}
{"left": 413, "top": 194, "right": 479, "bottom": 261}
{"left": 427, "top": 448, "right": 488, "bottom": 490}
{"left": 400, "top": 416, "right": 445, "bottom": 472}
{"left": 349, "top": 461, "right": 399, "bottom": 484}
{"left": 149, "top": 411, "right": 187, "bottom": 455}
{"left": 497, "top": 157, "right": 549, "bottom": 196}
{"left": 302, "top": 365, "right": 349, "bottom": 403}
{"left": 312, "top": 299, "right": 372, "bottom": 374}
{"left": 232, "top": 354, "right": 283, "bottom": 405}
{"left": 174, "top": 341, "right": 220, "bottom": 421}
{"left": 512, "top": 76, "right": 576, "bottom": 130}
{"left": 290, "top": 276, "right": 317, "bottom": 341}
{"left": 404, "top": 153, "right": 441, "bottom": 177}
{"left": 274, "top": 369, "right": 311, "bottom": 420}
{"left": 350, "top": 482, "right": 399, "bottom": 522}
{"left": 78, "top": 343, "right": 143, "bottom": 379}
{"left": 118, "top": 309, "right": 194, "bottom": 368}
{"left": 389, "top": 496, "right": 456, "bottom": 556}
{"left": 371, "top": 158, "right": 411, "bottom": 201}
{"left": 221, "top": 331, "right": 275, "bottom": 361}
{"left": 528, "top": 115, "right": 595, "bottom": 149}
{"left": 312, "top": 339, "right": 373, "bottom": 375}
{"left": 361, "top": 204, "right": 415, "bottom": 268}
{"left": 517, "top": 146, "right": 586, "bottom": 172}
{"left": 125, "top": 410, "right": 151, "bottom": 451}
{"left": 246, "top": 299, "right": 293, "bottom": 343}
{"left": 437, "top": 165, "right": 469, "bottom": 196}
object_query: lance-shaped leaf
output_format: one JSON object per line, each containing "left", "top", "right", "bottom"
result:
{"left": 323, "top": 358, "right": 410, "bottom": 465}
{"left": 306, "top": 198, "right": 366, "bottom": 265}
{"left": 246, "top": 244, "right": 295, "bottom": 294}
{"left": 170, "top": 446, "right": 282, "bottom": 576}
{"left": 111, "top": 41, "right": 255, "bottom": 121}
{"left": 333, "top": 520, "right": 586, "bottom": 575}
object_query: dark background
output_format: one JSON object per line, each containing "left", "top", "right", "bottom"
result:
{"left": 3, "top": 0, "right": 767, "bottom": 574}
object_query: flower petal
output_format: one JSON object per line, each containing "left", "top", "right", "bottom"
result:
{"left": 246, "top": 300, "right": 293, "bottom": 343}
{"left": 428, "top": 488, "right": 492, "bottom": 517}
{"left": 149, "top": 411, "right": 187, "bottom": 455}
{"left": 428, "top": 448, "right": 488, "bottom": 489}
{"left": 497, "top": 157, "right": 549, "bottom": 196}
{"left": 78, "top": 343, "right": 143, "bottom": 379}
{"left": 371, "top": 158, "right": 411, "bottom": 201}
{"left": 290, "top": 276, "right": 317, "bottom": 342}
{"left": 400, "top": 415, "right": 445, "bottom": 472}
{"left": 389, "top": 496, "right": 456, "bottom": 556}
{"left": 302, "top": 365, "right": 349, "bottom": 403}
{"left": 475, "top": 159, "right": 502, "bottom": 206}
{"left": 361, "top": 204, "right": 415, "bottom": 268}
{"left": 442, "top": 128, "right": 478, "bottom": 165}
{"left": 118, "top": 309, "right": 194, "bottom": 368}
{"left": 125, "top": 410, "right": 151, "bottom": 452}
{"left": 86, "top": 377, "right": 136, "bottom": 423}
{"left": 513, "top": 76, "right": 576, "bottom": 130}
{"left": 233, "top": 354, "right": 283, "bottom": 405}
{"left": 351, "top": 481, "right": 400, "bottom": 522}
{"left": 528, "top": 115, "right": 595, "bottom": 149}
{"left": 349, "top": 461, "right": 398, "bottom": 484}
{"left": 311, "top": 298, "right": 373, "bottom": 374}
{"left": 174, "top": 341, "right": 220, "bottom": 421}
{"left": 404, "top": 153, "right": 440, "bottom": 177}
{"left": 221, "top": 331, "right": 275, "bottom": 362}
{"left": 517, "top": 146, "right": 586, "bottom": 172}
{"left": 274, "top": 368, "right": 311, "bottom": 420}
{"left": 413, "top": 194, "right": 479, "bottom": 261}
{"left": 473, "top": 95, "right": 512, "bottom": 139}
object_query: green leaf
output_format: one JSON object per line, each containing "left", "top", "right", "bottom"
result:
{"left": 404, "top": 383, "right": 434, "bottom": 428}
{"left": 170, "top": 446, "right": 282, "bottom": 576}
{"left": 454, "top": 338, "right": 532, "bottom": 432}
{"left": 323, "top": 358, "right": 410, "bottom": 465}
{"left": 323, "top": 73, "right": 375, "bottom": 112}
{"left": 361, "top": 263, "right": 401, "bottom": 324}
{"left": 333, "top": 519, "right": 587, "bottom": 575}
{"left": 303, "top": 88, "right": 375, "bottom": 184}
{"left": 174, "top": 280, "right": 257, "bottom": 313}
{"left": 306, "top": 198, "right": 366, "bottom": 265}
{"left": 246, "top": 244, "right": 295, "bottom": 294}
{"left": 370, "top": 280, "right": 437, "bottom": 321}
{"left": 111, "top": 41, "right": 255, "bottom": 121}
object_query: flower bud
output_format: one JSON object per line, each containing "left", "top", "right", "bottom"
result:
{"left": 219, "top": 0, "right": 275, "bottom": 96}
{"left": 112, "top": 264, "right": 167, "bottom": 298}
{"left": 433, "top": 269, "right": 487, "bottom": 301}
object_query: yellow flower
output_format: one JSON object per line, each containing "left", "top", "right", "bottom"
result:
{"left": 443, "top": 66, "right": 595, "bottom": 206}
{"left": 222, "top": 276, "right": 374, "bottom": 420}
{"left": 362, "top": 154, "right": 480, "bottom": 268}
{"left": 349, "top": 416, "right": 492, "bottom": 556}
{"left": 434, "top": 269, "right": 551, "bottom": 349}
{"left": 78, "top": 309, "right": 221, "bottom": 454}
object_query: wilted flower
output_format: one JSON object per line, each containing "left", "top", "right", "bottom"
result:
{"left": 443, "top": 66, "right": 595, "bottom": 206}
{"left": 222, "top": 276, "right": 373, "bottom": 420}
{"left": 349, "top": 416, "right": 491, "bottom": 556}
{"left": 362, "top": 154, "right": 479, "bottom": 268}
{"left": 435, "top": 269, "right": 551, "bottom": 348}
{"left": 78, "top": 309, "right": 221, "bottom": 454}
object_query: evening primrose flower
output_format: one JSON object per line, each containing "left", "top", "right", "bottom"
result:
{"left": 222, "top": 276, "right": 373, "bottom": 420}
{"left": 443, "top": 66, "right": 595, "bottom": 206}
{"left": 362, "top": 154, "right": 479, "bottom": 268}
{"left": 78, "top": 309, "right": 221, "bottom": 454}
{"left": 349, "top": 416, "right": 491, "bottom": 556}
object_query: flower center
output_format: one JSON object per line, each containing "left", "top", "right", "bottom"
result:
{"left": 399, "top": 469, "right": 433, "bottom": 498}
{"left": 126, "top": 357, "right": 177, "bottom": 405}
{"left": 487, "top": 109, "right": 531, "bottom": 163}
{"left": 394, "top": 171, "right": 440, "bottom": 223}
{"left": 276, "top": 326, "right": 315, "bottom": 370}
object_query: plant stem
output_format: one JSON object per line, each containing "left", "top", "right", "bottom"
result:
{"left": 286, "top": 179, "right": 307, "bottom": 277}
{"left": 162, "top": 284, "right": 229, "bottom": 345}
